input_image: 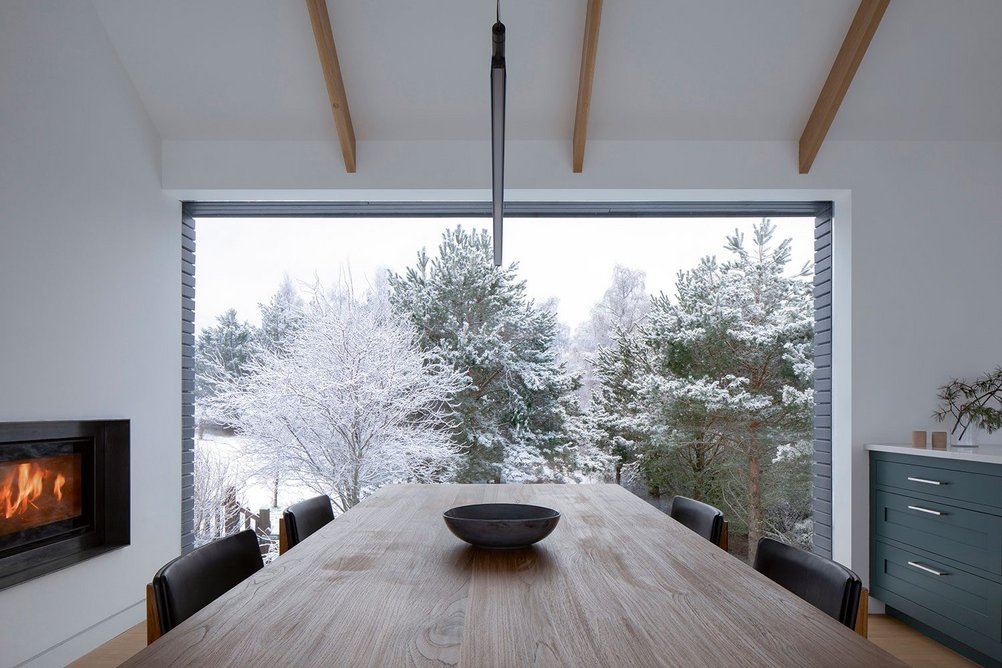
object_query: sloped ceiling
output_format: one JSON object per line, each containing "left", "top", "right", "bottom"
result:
{"left": 92, "top": 0, "right": 1002, "bottom": 144}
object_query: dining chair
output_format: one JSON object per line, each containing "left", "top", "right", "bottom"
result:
{"left": 279, "top": 494, "right": 335, "bottom": 554}
{"left": 668, "top": 495, "right": 727, "bottom": 550}
{"left": 146, "top": 529, "right": 263, "bottom": 643}
{"left": 753, "top": 537, "right": 868, "bottom": 636}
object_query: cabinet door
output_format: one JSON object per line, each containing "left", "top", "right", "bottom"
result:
{"left": 873, "top": 541, "right": 1002, "bottom": 641}
{"left": 874, "top": 489, "right": 1002, "bottom": 575}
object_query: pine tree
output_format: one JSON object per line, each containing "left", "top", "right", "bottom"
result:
{"left": 257, "top": 274, "right": 305, "bottom": 355}
{"left": 195, "top": 308, "right": 258, "bottom": 403}
{"left": 589, "top": 327, "right": 653, "bottom": 485}
{"left": 593, "top": 221, "right": 814, "bottom": 561}
{"left": 388, "top": 226, "right": 576, "bottom": 483}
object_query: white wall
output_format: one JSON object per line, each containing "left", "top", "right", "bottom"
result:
{"left": 0, "top": 2, "right": 180, "bottom": 666}
{"left": 2, "top": 2, "right": 1000, "bottom": 662}
{"left": 163, "top": 137, "right": 1002, "bottom": 595}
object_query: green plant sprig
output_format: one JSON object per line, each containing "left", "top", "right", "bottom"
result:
{"left": 933, "top": 366, "right": 1002, "bottom": 439}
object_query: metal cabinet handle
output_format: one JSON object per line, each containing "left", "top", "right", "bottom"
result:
{"left": 907, "top": 505, "right": 943, "bottom": 516}
{"left": 907, "top": 476, "right": 944, "bottom": 485}
{"left": 907, "top": 561, "right": 945, "bottom": 576}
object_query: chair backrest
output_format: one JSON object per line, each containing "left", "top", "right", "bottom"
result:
{"left": 152, "top": 529, "right": 263, "bottom": 635}
{"left": 669, "top": 495, "right": 724, "bottom": 546}
{"left": 753, "top": 537, "right": 862, "bottom": 629}
{"left": 283, "top": 494, "right": 335, "bottom": 549}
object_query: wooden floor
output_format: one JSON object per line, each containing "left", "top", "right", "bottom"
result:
{"left": 67, "top": 623, "right": 145, "bottom": 668}
{"left": 868, "top": 616, "right": 978, "bottom": 668}
{"left": 70, "top": 616, "right": 977, "bottom": 667}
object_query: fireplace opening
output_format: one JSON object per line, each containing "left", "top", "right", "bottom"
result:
{"left": 0, "top": 446, "right": 90, "bottom": 554}
{"left": 0, "top": 454, "right": 83, "bottom": 535}
{"left": 0, "top": 421, "right": 129, "bottom": 591}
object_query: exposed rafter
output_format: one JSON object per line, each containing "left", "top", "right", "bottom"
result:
{"left": 572, "top": 0, "right": 603, "bottom": 173}
{"left": 799, "top": 0, "right": 889, "bottom": 174}
{"left": 306, "top": 0, "right": 356, "bottom": 173}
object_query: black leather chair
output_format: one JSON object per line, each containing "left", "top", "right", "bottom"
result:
{"left": 753, "top": 537, "right": 863, "bottom": 629}
{"left": 149, "top": 529, "right": 263, "bottom": 639}
{"left": 281, "top": 494, "right": 335, "bottom": 552}
{"left": 669, "top": 495, "right": 726, "bottom": 548}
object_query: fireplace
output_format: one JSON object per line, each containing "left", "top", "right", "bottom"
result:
{"left": 0, "top": 420, "right": 129, "bottom": 591}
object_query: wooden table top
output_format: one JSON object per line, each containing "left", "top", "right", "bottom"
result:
{"left": 124, "top": 484, "right": 903, "bottom": 667}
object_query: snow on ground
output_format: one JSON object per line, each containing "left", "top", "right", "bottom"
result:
{"left": 196, "top": 430, "right": 319, "bottom": 514}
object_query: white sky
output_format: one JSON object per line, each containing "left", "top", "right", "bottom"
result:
{"left": 193, "top": 216, "right": 815, "bottom": 333}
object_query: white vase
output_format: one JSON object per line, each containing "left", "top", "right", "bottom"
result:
{"left": 951, "top": 425, "right": 977, "bottom": 447}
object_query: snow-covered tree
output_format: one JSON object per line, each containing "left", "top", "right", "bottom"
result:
{"left": 249, "top": 276, "right": 307, "bottom": 506}
{"left": 192, "top": 446, "right": 247, "bottom": 545}
{"left": 589, "top": 327, "right": 653, "bottom": 484}
{"left": 195, "top": 309, "right": 259, "bottom": 429}
{"left": 195, "top": 309, "right": 258, "bottom": 399}
{"left": 569, "top": 266, "right": 651, "bottom": 408}
{"left": 257, "top": 274, "right": 305, "bottom": 355}
{"left": 593, "top": 221, "right": 814, "bottom": 561}
{"left": 209, "top": 288, "right": 467, "bottom": 512}
{"left": 388, "top": 227, "right": 579, "bottom": 483}
{"left": 576, "top": 265, "right": 651, "bottom": 351}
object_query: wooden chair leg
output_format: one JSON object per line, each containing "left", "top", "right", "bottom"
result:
{"left": 719, "top": 520, "right": 729, "bottom": 552}
{"left": 278, "top": 516, "right": 289, "bottom": 555}
{"left": 146, "top": 583, "right": 161, "bottom": 645}
{"left": 855, "top": 588, "right": 869, "bottom": 638}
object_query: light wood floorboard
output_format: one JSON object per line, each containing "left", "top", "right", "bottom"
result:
{"left": 868, "top": 615, "right": 978, "bottom": 668}
{"left": 67, "top": 623, "right": 145, "bottom": 668}
{"left": 68, "top": 615, "right": 979, "bottom": 667}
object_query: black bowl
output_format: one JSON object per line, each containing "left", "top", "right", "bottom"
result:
{"left": 443, "top": 503, "right": 560, "bottom": 549}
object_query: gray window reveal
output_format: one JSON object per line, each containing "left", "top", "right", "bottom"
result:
{"left": 180, "top": 200, "right": 834, "bottom": 557}
{"left": 812, "top": 205, "right": 834, "bottom": 558}
{"left": 181, "top": 207, "right": 196, "bottom": 554}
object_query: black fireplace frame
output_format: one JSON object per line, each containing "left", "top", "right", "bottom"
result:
{"left": 0, "top": 420, "right": 129, "bottom": 591}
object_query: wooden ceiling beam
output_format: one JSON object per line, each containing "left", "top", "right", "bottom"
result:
{"left": 799, "top": 0, "right": 889, "bottom": 174}
{"left": 306, "top": 0, "right": 356, "bottom": 173}
{"left": 572, "top": 0, "right": 603, "bottom": 173}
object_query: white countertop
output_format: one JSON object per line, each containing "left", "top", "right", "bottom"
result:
{"left": 866, "top": 442, "right": 1002, "bottom": 465}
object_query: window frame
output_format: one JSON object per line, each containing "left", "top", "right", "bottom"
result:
{"left": 180, "top": 200, "right": 834, "bottom": 556}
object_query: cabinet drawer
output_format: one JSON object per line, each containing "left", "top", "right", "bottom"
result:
{"left": 874, "top": 489, "right": 1002, "bottom": 574}
{"left": 874, "top": 458, "right": 1002, "bottom": 509}
{"left": 872, "top": 541, "right": 1002, "bottom": 641}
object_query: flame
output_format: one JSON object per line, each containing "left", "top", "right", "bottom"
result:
{"left": 0, "top": 455, "right": 80, "bottom": 536}
{"left": 2, "top": 463, "right": 46, "bottom": 519}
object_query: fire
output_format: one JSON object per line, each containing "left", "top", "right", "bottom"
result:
{"left": 0, "top": 454, "right": 81, "bottom": 536}
{"left": 0, "top": 462, "right": 67, "bottom": 519}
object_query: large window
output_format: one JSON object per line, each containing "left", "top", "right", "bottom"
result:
{"left": 182, "top": 202, "right": 831, "bottom": 562}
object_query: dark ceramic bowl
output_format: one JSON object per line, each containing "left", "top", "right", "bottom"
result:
{"left": 443, "top": 503, "right": 560, "bottom": 549}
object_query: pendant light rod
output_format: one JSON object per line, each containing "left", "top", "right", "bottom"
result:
{"left": 490, "top": 12, "right": 506, "bottom": 267}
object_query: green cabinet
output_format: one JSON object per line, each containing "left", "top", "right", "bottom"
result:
{"left": 870, "top": 450, "right": 1002, "bottom": 666}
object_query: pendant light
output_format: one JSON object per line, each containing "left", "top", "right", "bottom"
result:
{"left": 490, "top": 1, "right": 506, "bottom": 266}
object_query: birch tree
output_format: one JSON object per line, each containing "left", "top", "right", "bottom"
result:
{"left": 192, "top": 447, "right": 247, "bottom": 545}
{"left": 570, "top": 265, "right": 651, "bottom": 408}
{"left": 209, "top": 289, "right": 467, "bottom": 512}
{"left": 251, "top": 276, "right": 305, "bottom": 507}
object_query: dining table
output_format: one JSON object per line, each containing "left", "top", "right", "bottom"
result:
{"left": 123, "top": 483, "right": 903, "bottom": 667}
